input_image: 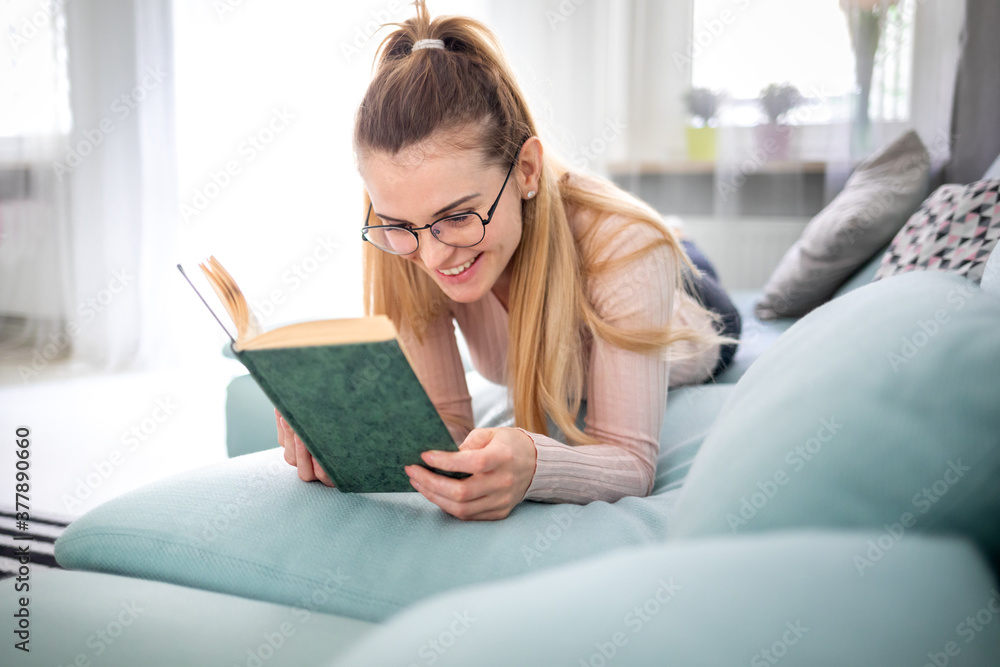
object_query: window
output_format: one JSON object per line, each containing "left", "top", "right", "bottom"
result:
{"left": 171, "top": 0, "right": 490, "bottom": 327}
{"left": 1, "top": 0, "right": 71, "bottom": 141}
{"left": 689, "top": 0, "right": 914, "bottom": 126}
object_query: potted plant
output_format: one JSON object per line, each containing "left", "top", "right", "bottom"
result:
{"left": 756, "top": 83, "right": 805, "bottom": 160}
{"left": 683, "top": 87, "right": 723, "bottom": 161}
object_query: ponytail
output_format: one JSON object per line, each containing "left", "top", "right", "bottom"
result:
{"left": 356, "top": 1, "right": 728, "bottom": 444}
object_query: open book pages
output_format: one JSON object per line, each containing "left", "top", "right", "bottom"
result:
{"left": 197, "top": 256, "right": 396, "bottom": 352}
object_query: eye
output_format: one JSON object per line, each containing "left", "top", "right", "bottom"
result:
{"left": 442, "top": 214, "right": 474, "bottom": 227}
{"left": 380, "top": 219, "right": 414, "bottom": 231}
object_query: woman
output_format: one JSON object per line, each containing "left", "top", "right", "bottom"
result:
{"left": 276, "top": 1, "right": 740, "bottom": 520}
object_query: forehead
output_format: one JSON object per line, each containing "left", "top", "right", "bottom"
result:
{"left": 361, "top": 144, "right": 494, "bottom": 218}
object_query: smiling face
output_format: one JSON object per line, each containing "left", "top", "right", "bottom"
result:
{"left": 360, "top": 141, "right": 527, "bottom": 306}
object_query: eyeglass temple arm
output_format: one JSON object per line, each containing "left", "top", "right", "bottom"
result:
{"left": 361, "top": 202, "right": 372, "bottom": 235}
{"left": 485, "top": 157, "right": 519, "bottom": 223}
{"left": 363, "top": 148, "right": 520, "bottom": 229}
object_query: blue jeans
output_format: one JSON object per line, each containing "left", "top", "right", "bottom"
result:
{"left": 679, "top": 239, "right": 741, "bottom": 378}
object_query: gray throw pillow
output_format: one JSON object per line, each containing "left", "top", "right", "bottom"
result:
{"left": 755, "top": 130, "right": 929, "bottom": 320}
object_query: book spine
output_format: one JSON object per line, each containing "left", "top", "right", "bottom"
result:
{"left": 234, "top": 349, "right": 345, "bottom": 490}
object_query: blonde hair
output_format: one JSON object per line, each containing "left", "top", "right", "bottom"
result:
{"left": 355, "top": 1, "right": 730, "bottom": 444}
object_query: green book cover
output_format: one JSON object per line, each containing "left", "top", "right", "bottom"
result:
{"left": 177, "top": 258, "right": 464, "bottom": 493}
{"left": 237, "top": 340, "right": 462, "bottom": 493}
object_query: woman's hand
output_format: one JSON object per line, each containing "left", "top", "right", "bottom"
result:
{"left": 405, "top": 427, "right": 537, "bottom": 521}
{"left": 275, "top": 408, "right": 335, "bottom": 487}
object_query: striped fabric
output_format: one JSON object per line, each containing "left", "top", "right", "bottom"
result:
{"left": 0, "top": 507, "right": 71, "bottom": 579}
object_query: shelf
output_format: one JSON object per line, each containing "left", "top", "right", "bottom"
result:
{"left": 607, "top": 159, "right": 827, "bottom": 176}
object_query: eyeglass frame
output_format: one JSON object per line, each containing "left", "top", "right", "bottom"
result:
{"left": 361, "top": 152, "right": 521, "bottom": 256}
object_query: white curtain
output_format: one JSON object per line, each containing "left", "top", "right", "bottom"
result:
{"left": 489, "top": 0, "right": 965, "bottom": 288}
{"left": 0, "top": 0, "right": 966, "bottom": 377}
{"left": 63, "top": 0, "right": 178, "bottom": 371}
{"left": 0, "top": 1, "right": 73, "bottom": 372}
{"left": 0, "top": 0, "right": 178, "bottom": 380}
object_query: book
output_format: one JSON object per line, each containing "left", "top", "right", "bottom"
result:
{"left": 178, "top": 256, "right": 465, "bottom": 493}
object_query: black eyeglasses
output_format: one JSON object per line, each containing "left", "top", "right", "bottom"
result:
{"left": 361, "top": 157, "right": 519, "bottom": 256}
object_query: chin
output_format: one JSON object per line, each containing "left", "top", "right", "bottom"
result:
{"left": 437, "top": 281, "right": 489, "bottom": 304}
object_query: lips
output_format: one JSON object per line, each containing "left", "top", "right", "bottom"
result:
{"left": 438, "top": 253, "right": 481, "bottom": 277}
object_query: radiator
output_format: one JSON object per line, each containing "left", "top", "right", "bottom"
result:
{"left": 0, "top": 199, "right": 68, "bottom": 320}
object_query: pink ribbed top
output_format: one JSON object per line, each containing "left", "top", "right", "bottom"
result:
{"left": 402, "top": 189, "right": 721, "bottom": 505}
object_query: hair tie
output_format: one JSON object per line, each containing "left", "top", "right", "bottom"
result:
{"left": 412, "top": 38, "right": 445, "bottom": 51}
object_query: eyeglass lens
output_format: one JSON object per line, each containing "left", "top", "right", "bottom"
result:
{"left": 365, "top": 213, "right": 486, "bottom": 255}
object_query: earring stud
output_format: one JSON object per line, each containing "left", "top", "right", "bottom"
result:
{"left": 526, "top": 190, "right": 536, "bottom": 199}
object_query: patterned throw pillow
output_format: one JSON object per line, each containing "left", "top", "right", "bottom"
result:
{"left": 874, "top": 178, "right": 1000, "bottom": 283}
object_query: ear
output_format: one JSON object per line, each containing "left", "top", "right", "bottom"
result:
{"left": 515, "top": 136, "right": 543, "bottom": 199}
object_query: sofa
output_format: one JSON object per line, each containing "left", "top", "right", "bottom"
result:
{"left": 7, "top": 151, "right": 999, "bottom": 667}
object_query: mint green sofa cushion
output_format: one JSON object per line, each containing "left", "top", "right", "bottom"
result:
{"left": 226, "top": 372, "right": 279, "bottom": 457}
{"left": 716, "top": 240, "right": 893, "bottom": 386}
{"left": 712, "top": 289, "right": 796, "bottom": 384}
{"left": 0, "top": 568, "right": 372, "bottom": 667}
{"left": 56, "top": 384, "right": 734, "bottom": 623}
{"left": 669, "top": 271, "right": 1000, "bottom": 559}
{"left": 331, "top": 531, "right": 1000, "bottom": 667}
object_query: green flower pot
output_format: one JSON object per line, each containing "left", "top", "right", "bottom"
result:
{"left": 686, "top": 126, "right": 717, "bottom": 161}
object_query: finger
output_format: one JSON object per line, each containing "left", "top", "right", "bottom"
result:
{"left": 458, "top": 428, "right": 494, "bottom": 451}
{"left": 456, "top": 507, "right": 514, "bottom": 521}
{"left": 406, "top": 463, "right": 495, "bottom": 503}
{"left": 276, "top": 412, "right": 289, "bottom": 439}
{"left": 277, "top": 413, "right": 296, "bottom": 464}
{"left": 294, "top": 435, "right": 317, "bottom": 482}
{"left": 312, "top": 457, "right": 335, "bottom": 488}
{"left": 421, "top": 446, "right": 501, "bottom": 476}
{"left": 409, "top": 476, "right": 504, "bottom": 520}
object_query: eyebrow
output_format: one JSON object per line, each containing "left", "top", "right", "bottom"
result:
{"left": 375, "top": 193, "right": 481, "bottom": 224}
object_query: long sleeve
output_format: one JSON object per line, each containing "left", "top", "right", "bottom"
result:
{"left": 398, "top": 311, "right": 475, "bottom": 445}
{"left": 521, "top": 219, "right": 720, "bottom": 504}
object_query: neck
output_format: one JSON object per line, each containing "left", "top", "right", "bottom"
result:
{"left": 491, "top": 265, "right": 512, "bottom": 311}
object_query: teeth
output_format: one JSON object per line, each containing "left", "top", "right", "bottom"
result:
{"left": 440, "top": 256, "right": 477, "bottom": 276}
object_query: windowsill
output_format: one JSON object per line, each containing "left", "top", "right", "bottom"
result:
{"left": 606, "top": 159, "right": 827, "bottom": 176}
{"left": 610, "top": 160, "right": 829, "bottom": 217}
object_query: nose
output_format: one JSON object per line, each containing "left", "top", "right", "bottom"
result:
{"left": 410, "top": 230, "right": 455, "bottom": 271}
